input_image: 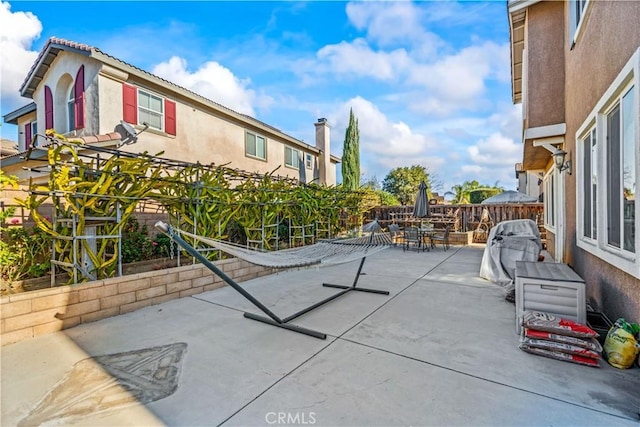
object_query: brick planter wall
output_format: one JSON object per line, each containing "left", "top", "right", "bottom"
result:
{"left": 0, "top": 258, "right": 275, "bottom": 347}
{"left": 449, "top": 232, "right": 473, "bottom": 246}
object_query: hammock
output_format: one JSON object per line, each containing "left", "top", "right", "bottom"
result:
{"left": 155, "top": 220, "right": 391, "bottom": 340}
{"left": 174, "top": 228, "right": 392, "bottom": 268}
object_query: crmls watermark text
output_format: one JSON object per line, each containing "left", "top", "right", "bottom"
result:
{"left": 265, "top": 411, "right": 316, "bottom": 425}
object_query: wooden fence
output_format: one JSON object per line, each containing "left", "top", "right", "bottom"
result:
{"left": 365, "top": 203, "right": 544, "bottom": 232}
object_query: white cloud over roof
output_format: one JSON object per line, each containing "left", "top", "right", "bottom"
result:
{"left": 151, "top": 56, "right": 271, "bottom": 117}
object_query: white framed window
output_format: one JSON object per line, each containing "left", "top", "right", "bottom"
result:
{"left": 579, "top": 127, "right": 597, "bottom": 241}
{"left": 305, "top": 153, "right": 313, "bottom": 169}
{"left": 575, "top": 48, "right": 639, "bottom": 278}
{"left": 605, "top": 86, "right": 635, "bottom": 253}
{"left": 569, "top": 0, "right": 591, "bottom": 47}
{"left": 138, "top": 90, "right": 164, "bottom": 130}
{"left": 543, "top": 169, "right": 556, "bottom": 231}
{"left": 285, "top": 146, "right": 299, "bottom": 169}
{"left": 67, "top": 86, "right": 75, "bottom": 132}
{"left": 245, "top": 131, "right": 266, "bottom": 160}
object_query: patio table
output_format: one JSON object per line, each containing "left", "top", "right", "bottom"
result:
{"left": 418, "top": 227, "right": 434, "bottom": 251}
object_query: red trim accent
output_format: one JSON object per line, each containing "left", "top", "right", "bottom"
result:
{"left": 74, "top": 65, "right": 85, "bottom": 129}
{"left": 122, "top": 84, "right": 137, "bottom": 124}
{"left": 25, "top": 123, "right": 32, "bottom": 149}
{"left": 165, "top": 99, "right": 176, "bottom": 135}
{"left": 45, "top": 86, "right": 53, "bottom": 129}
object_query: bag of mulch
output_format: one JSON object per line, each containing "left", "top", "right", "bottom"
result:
{"left": 522, "top": 311, "right": 598, "bottom": 338}
{"left": 603, "top": 318, "right": 640, "bottom": 369}
{"left": 521, "top": 337, "right": 600, "bottom": 359}
{"left": 524, "top": 328, "right": 602, "bottom": 353}
{"left": 519, "top": 344, "right": 600, "bottom": 367}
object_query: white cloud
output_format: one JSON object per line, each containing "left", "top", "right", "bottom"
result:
{"left": 408, "top": 41, "right": 509, "bottom": 115}
{"left": 0, "top": 1, "right": 41, "bottom": 103}
{"left": 345, "top": 1, "right": 443, "bottom": 55}
{"left": 315, "top": 39, "right": 410, "bottom": 80}
{"left": 329, "top": 96, "right": 444, "bottom": 178}
{"left": 468, "top": 132, "right": 521, "bottom": 167}
{"left": 152, "top": 56, "right": 273, "bottom": 117}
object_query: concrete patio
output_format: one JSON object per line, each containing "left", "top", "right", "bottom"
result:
{"left": 2, "top": 244, "right": 639, "bottom": 426}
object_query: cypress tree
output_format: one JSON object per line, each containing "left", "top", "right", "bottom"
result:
{"left": 342, "top": 108, "right": 360, "bottom": 190}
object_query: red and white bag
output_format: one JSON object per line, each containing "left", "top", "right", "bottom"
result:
{"left": 521, "top": 337, "right": 600, "bottom": 359}
{"left": 524, "top": 328, "right": 602, "bottom": 353}
{"left": 522, "top": 311, "right": 598, "bottom": 339}
{"left": 519, "top": 344, "right": 600, "bottom": 367}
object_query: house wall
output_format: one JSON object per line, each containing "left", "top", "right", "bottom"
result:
{"left": 95, "top": 68, "right": 329, "bottom": 184}
{"left": 14, "top": 111, "right": 36, "bottom": 151}
{"left": 563, "top": 1, "right": 640, "bottom": 319}
{"left": 32, "top": 52, "right": 102, "bottom": 138}
{"left": 6, "top": 48, "right": 337, "bottom": 186}
{"left": 525, "top": 1, "right": 565, "bottom": 129}
{"left": 517, "top": 170, "right": 543, "bottom": 199}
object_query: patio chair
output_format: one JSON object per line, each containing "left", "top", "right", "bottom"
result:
{"left": 430, "top": 226, "right": 451, "bottom": 251}
{"left": 388, "top": 224, "right": 402, "bottom": 246}
{"left": 403, "top": 226, "right": 423, "bottom": 252}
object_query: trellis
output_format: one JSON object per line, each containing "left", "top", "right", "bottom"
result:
{"left": 20, "top": 134, "right": 373, "bottom": 285}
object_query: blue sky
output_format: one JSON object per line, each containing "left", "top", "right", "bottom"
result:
{"left": 0, "top": 0, "right": 522, "bottom": 194}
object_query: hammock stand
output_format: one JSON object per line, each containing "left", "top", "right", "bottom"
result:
{"left": 155, "top": 221, "right": 390, "bottom": 339}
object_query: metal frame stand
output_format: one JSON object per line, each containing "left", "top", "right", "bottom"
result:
{"left": 156, "top": 222, "right": 389, "bottom": 339}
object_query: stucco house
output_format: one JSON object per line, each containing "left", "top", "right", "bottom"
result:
{"left": 508, "top": 0, "right": 639, "bottom": 320}
{"left": 2, "top": 37, "right": 339, "bottom": 186}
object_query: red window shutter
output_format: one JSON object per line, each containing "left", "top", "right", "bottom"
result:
{"left": 165, "top": 99, "right": 176, "bottom": 135}
{"left": 45, "top": 86, "right": 54, "bottom": 130}
{"left": 74, "top": 65, "right": 85, "bottom": 129}
{"left": 25, "top": 123, "right": 32, "bottom": 149}
{"left": 122, "top": 84, "right": 137, "bottom": 124}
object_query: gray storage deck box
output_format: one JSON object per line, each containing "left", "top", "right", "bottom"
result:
{"left": 515, "top": 261, "right": 586, "bottom": 334}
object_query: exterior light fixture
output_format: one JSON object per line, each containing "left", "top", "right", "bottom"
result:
{"left": 552, "top": 148, "right": 571, "bottom": 175}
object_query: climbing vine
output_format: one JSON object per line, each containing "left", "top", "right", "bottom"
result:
{"left": 20, "top": 133, "right": 373, "bottom": 283}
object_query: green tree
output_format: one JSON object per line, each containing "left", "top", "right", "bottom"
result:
{"left": 361, "top": 175, "right": 380, "bottom": 190}
{"left": 341, "top": 108, "right": 360, "bottom": 191}
{"left": 447, "top": 180, "right": 504, "bottom": 204}
{"left": 469, "top": 188, "right": 502, "bottom": 204}
{"left": 382, "top": 165, "right": 432, "bottom": 206}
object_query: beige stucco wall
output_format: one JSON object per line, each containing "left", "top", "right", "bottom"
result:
{"left": 12, "top": 111, "right": 36, "bottom": 151}
{"left": 525, "top": 1, "right": 565, "bottom": 130}
{"left": 95, "top": 68, "right": 333, "bottom": 184}
{"left": 563, "top": 1, "right": 640, "bottom": 320}
{"left": 31, "top": 52, "right": 102, "bottom": 138}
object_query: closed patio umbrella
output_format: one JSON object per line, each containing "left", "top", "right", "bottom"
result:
{"left": 413, "top": 181, "right": 430, "bottom": 218}
{"left": 481, "top": 190, "right": 539, "bottom": 204}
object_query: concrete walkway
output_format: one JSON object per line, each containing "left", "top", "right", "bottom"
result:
{"left": 2, "top": 245, "right": 640, "bottom": 426}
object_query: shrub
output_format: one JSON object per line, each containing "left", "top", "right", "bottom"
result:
{"left": 0, "top": 225, "right": 51, "bottom": 283}
{"left": 121, "top": 217, "right": 155, "bottom": 263}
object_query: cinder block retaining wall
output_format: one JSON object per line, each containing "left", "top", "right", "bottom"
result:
{"left": 0, "top": 258, "right": 275, "bottom": 347}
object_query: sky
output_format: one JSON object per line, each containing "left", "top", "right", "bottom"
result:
{"left": 0, "top": 0, "right": 522, "bottom": 195}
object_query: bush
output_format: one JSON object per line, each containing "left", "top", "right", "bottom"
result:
{"left": 121, "top": 217, "right": 155, "bottom": 263}
{"left": 152, "top": 232, "right": 173, "bottom": 258}
{"left": 469, "top": 188, "right": 502, "bottom": 204}
{"left": 0, "top": 225, "right": 51, "bottom": 283}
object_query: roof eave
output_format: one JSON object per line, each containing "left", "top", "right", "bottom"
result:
{"left": 3, "top": 102, "right": 37, "bottom": 124}
{"left": 508, "top": 7, "right": 527, "bottom": 105}
{"left": 20, "top": 41, "right": 92, "bottom": 98}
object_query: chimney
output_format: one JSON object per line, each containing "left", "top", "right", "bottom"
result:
{"left": 314, "top": 118, "right": 332, "bottom": 185}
